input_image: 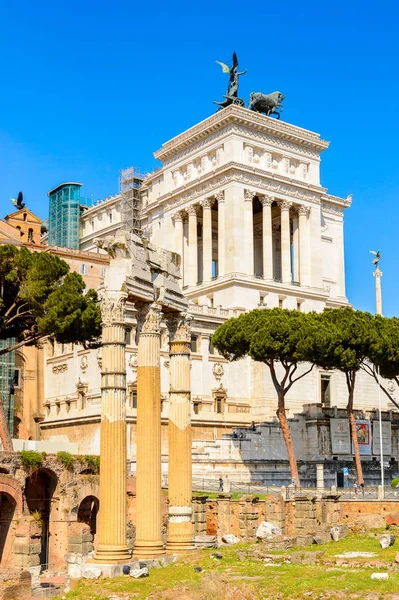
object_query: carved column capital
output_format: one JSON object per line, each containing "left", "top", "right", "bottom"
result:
{"left": 186, "top": 204, "right": 198, "bottom": 217}
{"left": 260, "top": 195, "right": 274, "bottom": 207}
{"left": 298, "top": 204, "right": 311, "bottom": 217}
{"left": 279, "top": 200, "right": 292, "bottom": 211}
{"left": 136, "top": 302, "right": 162, "bottom": 336}
{"left": 100, "top": 292, "right": 128, "bottom": 326}
{"left": 244, "top": 189, "right": 256, "bottom": 202}
{"left": 173, "top": 210, "right": 184, "bottom": 224}
{"left": 167, "top": 313, "right": 192, "bottom": 343}
{"left": 200, "top": 198, "right": 213, "bottom": 210}
{"left": 214, "top": 190, "right": 224, "bottom": 203}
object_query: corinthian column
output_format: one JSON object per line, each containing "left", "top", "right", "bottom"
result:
{"left": 94, "top": 292, "right": 130, "bottom": 563}
{"left": 186, "top": 205, "right": 198, "bottom": 287}
{"left": 134, "top": 303, "right": 165, "bottom": 557}
{"left": 201, "top": 199, "right": 213, "bottom": 282}
{"left": 298, "top": 205, "right": 311, "bottom": 287}
{"left": 216, "top": 191, "right": 225, "bottom": 277}
{"left": 260, "top": 195, "right": 273, "bottom": 280}
{"left": 244, "top": 190, "right": 255, "bottom": 275}
{"left": 174, "top": 211, "right": 185, "bottom": 286}
{"left": 166, "top": 314, "right": 193, "bottom": 551}
{"left": 280, "top": 201, "right": 292, "bottom": 284}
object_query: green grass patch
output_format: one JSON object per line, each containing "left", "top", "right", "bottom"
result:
{"left": 56, "top": 534, "right": 399, "bottom": 599}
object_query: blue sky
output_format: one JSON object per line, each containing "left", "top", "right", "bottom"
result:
{"left": 1, "top": 1, "right": 398, "bottom": 315}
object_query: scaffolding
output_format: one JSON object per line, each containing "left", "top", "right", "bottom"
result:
{"left": 119, "top": 166, "right": 145, "bottom": 236}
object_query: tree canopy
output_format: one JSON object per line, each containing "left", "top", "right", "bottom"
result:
{"left": 313, "top": 307, "right": 376, "bottom": 485}
{"left": 0, "top": 245, "right": 102, "bottom": 356}
{"left": 362, "top": 315, "right": 399, "bottom": 409}
{"left": 212, "top": 308, "right": 323, "bottom": 484}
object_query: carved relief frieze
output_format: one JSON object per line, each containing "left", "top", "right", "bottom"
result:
{"left": 155, "top": 108, "right": 327, "bottom": 166}
{"left": 321, "top": 202, "right": 344, "bottom": 216}
{"left": 52, "top": 364, "right": 68, "bottom": 374}
{"left": 156, "top": 165, "right": 326, "bottom": 215}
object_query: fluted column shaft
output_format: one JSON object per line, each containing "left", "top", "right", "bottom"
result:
{"left": 298, "top": 205, "right": 310, "bottom": 287}
{"left": 216, "top": 192, "right": 225, "bottom": 277}
{"left": 280, "top": 201, "right": 292, "bottom": 284}
{"left": 244, "top": 191, "right": 255, "bottom": 275}
{"left": 94, "top": 292, "right": 130, "bottom": 563}
{"left": 202, "top": 199, "right": 213, "bottom": 282}
{"left": 186, "top": 206, "right": 198, "bottom": 286}
{"left": 174, "top": 212, "right": 184, "bottom": 286}
{"left": 261, "top": 196, "right": 273, "bottom": 280}
{"left": 134, "top": 303, "right": 164, "bottom": 557}
{"left": 166, "top": 315, "right": 193, "bottom": 551}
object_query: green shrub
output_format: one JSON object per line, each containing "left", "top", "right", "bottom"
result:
{"left": 391, "top": 477, "right": 399, "bottom": 488}
{"left": 84, "top": 455, "right": 100, "bottom": 474}
{"left": 56, "top": 451, "right": 74, "bottom": 471}
{"left": 20, "top": 450, "right": 43, "bottom": 470}
{"left": 41, "top": 451, "right": 47, "bottom": 460}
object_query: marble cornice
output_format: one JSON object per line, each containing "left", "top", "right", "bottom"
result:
{"left": 142, "top": 161, "right": 346, "bottom": 215}
{"left": 154, "top": 106, "right": 329, "bottom": 162}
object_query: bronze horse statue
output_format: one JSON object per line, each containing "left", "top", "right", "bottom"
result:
{"left": 248, "top": 91, "right": 285, "bottom": 119}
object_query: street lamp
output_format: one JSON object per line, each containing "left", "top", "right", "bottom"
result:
{"left": 370, "top": 250, "right": 384, "bottom": 490}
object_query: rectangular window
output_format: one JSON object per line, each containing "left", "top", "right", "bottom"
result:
{"left": 216, "top": 398, "right": 223, "bottom": 414}
{"left": 278, "top": 298, "right": 284, "bottom": 309}
{"left": 191, "top": 335, "right": 198, "bottom": 353}
{"left": 320, "top": 374, "right": 331, "bottom": 407}
{"left": 13, "top": 369, "right": 21, "bottom": 388}
{"left": 297, "top": 301, "right": 302, "bottom": 312}
{"left": 125, "top": 328, "right": 132, "bottom": 346}
{"left": 80, "top": 263, "right": 88, "bottom": 275}
{"left": 109, "top": 212, "right": 113, "bottom": 223}
{"left": 193, "top": 402, "right": 200, "bottom": 415}
{"left": 132, "top": 390, "right": 137, "bottom": 409}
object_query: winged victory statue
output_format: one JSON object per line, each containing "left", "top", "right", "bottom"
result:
{"left": 213, "top": 52, "right": 247, "bottom": 110}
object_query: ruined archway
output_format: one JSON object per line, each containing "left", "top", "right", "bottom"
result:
{"left": 0, "top": 492, "right": 17, "bottom": 566}
{"left": 25, "top": 469, "right": 57, "bottom": 570}
{"left": 77, "top": 496, "right": 99, "bottom": 537}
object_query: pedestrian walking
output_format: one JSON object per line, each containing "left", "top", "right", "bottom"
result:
{"left": 353, "top": 481, "right": 359, "bottom": 495}
{"left": 219, "top": 476, "right": 224, "bottom": 492}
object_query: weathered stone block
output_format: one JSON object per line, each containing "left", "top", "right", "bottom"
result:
{"left": 295, "top": 535, "right": 315, "bottom": 547}
{"left": 68, "top": 535, "right": 84, "bottom": 545}
{"left": 68, "top": 543, "right": 84, "bottom": 553}
{"left": 290, "top": 550, "right": 324, "bottom": 565}
{"left": 386, "top": 513, "right": 399, "bottom": 526}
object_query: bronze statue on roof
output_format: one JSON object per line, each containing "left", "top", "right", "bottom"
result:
{"left": 214, "top": 52, "right": 246, "bottom": 110}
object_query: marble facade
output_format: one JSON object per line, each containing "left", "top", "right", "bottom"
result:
{"left": 40, "top": 105, "right": 398, "bottom": 462}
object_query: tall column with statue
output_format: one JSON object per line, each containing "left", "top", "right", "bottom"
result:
{"left": 133, "top": 303, "right": 165, "bottom": 557}
{"left": 166, "top": 313, "right": 193, "bottom": 551}
{"left": 94, "top": 291, "right": 130, "bottom": 563}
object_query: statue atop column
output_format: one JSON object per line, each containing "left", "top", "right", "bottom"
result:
{"left": 214, "top": 51, "right": 246, "bottom": 110}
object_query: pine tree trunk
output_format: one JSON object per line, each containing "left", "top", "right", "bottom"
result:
{"left": 0, "top": 397, "right": 13, "bottom": 452}
{"left": 277, "top": 393, "right": 300, "bottom": 486}
{"left": 347, "top": 371, "right": 364, "bottom": 485}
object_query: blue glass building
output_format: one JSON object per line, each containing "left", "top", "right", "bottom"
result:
{"left": 48, "top": 182, "right": 85, "bottom": 249}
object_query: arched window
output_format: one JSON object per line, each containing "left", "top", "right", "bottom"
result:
{"left": 27, "top": 228, "right": 34, "bottom": 242}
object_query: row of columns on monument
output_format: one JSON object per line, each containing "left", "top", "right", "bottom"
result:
{"left": 95, "top": 293, "right": 193, "bottom": 563}
{"left": 174, "top": 191, "right": 311, "bottom": 287}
